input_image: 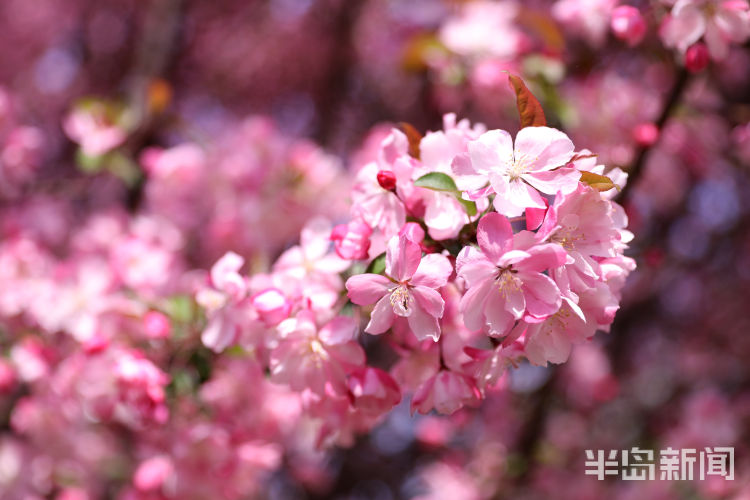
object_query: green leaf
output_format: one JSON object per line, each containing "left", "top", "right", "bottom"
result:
{"left": 508, "top": 74, "right": 547, "bottom": 128}
{"left": 414, "top": 172, "right": 459, "bottom": 192}
{"left": 76, "top": 148, "right": 105, "bottom": 173}
{"left": 580, "top": 171, "right": 618, "bottom": 192}
{"left": 415, "top": 172, "right": 478, "bottom": 217}
{"left": 365, "top": 252, "right": 387, "bottom": 275}
{"left": 457, "top": 197, "right": 478, "bottom": 217}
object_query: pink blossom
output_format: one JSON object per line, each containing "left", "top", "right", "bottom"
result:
{"left": 114, "top": 350, "right": 170, "bottom": 426}
{"left": 269, "top": 311, "right": 365, "bottom": 396}
{"left": 521, "top": 301, "right": 594, "bottom": 366}
{"left": 347, "top": 367, "right": 401, "bottom": 416}
{"left": 438, "top": 1, "right": 523, "bottom": 60}
{"left": 661, "top": 0, "right": 750, "bottom": 60}
{"left": 537, "top": 184, "right": 623, "bottom": 293}
{"left": 454, "top": 127, "right": 579, "bottom": 217}
{"left": 63, "top": 103, "right": 126, "bottom": 157}
{"left": 346, "top": 234, "right": 452, "bottom": 341}
{"left": 330, "top": 219, "right": 372, "bottom": 260}
{"left": 411, "top": 369, "right": 481, "bottom": 415}
{"left": 456, "top": 213, "right": 568, "bottom": 337}
{"left": 197, "top": 251, "right": 251, "bottom": 351}
{"left": 553, "top": 0, "right": 619, "bottom": 46}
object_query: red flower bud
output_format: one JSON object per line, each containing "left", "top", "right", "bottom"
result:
{"left": 377, "top": 169, "right": 397, "bottom": 191}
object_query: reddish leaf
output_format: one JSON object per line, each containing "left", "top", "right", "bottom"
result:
{"left": 508, "top": 74, "right": 547, "bottom": 128}
{"left": 399, "top": 122, "right": 423, "bottom": 159}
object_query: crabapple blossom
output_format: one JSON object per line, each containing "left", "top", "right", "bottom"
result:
{"left": 346, "top": 234, "right": 452, "bottom": 341}
{"left": 456, "top": 213, "right": 568, "bottom": 337}
{"left": 330, "top": 219, "right": 372, "bottom": 260}
{"left": 269, "top": 311, "right": 365, "bottom": 396}
{"left": 661, "top": 0, "right": 750, "bottom": 60}
{"left": 411, "top": 369, "right": 482, "bottom": 415}
{"left": 453, "top": 127, "right": 579, "bottom": 217}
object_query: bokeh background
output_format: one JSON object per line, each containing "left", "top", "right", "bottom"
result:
{"left": 1, "top": 0, "right": 750, "bottom": 498}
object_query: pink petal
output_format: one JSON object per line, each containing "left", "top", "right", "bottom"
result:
{"left": 520, "top": 271, "right": 562, "bottom": 318}
{"left": 456, "top": 246, "right": 496, "bottom": 287}
{"left": 407, "top": 302, "right": 442, "bottom": 341}
{"left": 662, "top": 6, "right": 706, "bottom": 51}
{"left": 411, "top": 286, "right": 445, "bottom": 318}
{"left": 514, "top": 127, "right": 575, "bottom": 172}
{"left": 365, "top": 295, "right": 397, "bottom": 334}
{"left": 318, "top": 316, "right": 358, "bottom": 345}
{"left": 301, "top": 217, "right": 333, "bottom": 260}
{"left": 467, "top": 129, "right": 513, "bottom": 174}
{"left": 385, "top": 234, "right": 422, "bottom": 281}
{"left": 716, "top": 5, "right": 750, "bottom": 42}
{"left": 522, "top": 167, "right": 581, "bottom": 195}
{"left": 493, "top": 177, "right": 547, "bottom": 216}
{"left": 423, "top": 192, "right": 468, "bottom": 241}
{"left": 412, "top": 254, "right": 453, "bottom": 288}
{"left": 484, "top": 290, "right": 517, "bottom": 337}
{"left": 451, "top": 152, "right": 488, "bottom": 192}
{"left": 705, "top": 21, "right": 729, "bottom": 59}
{"left": 201, "top": 312, "right": 236, "bottom": 352}
{"left": 459, "top": 277, "right": 493, "bottom": 331}
{"left": 502, "top": 284, "right": 526, "bottom": 319}
{"left": 346, "top": 274, "right": 391, "bottom": 305}
{"left": 514, "top": 243, "right": 569, "bottom": 273}
{"left": 477, "top": 212, "right": 514, "bottom": 263}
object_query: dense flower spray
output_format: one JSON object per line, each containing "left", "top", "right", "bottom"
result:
{"left": 193, "top": 81, "right": 634, "bottom": 430}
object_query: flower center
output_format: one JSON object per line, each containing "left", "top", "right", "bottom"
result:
{"left": 496, "top": 267, "right": 521, "bottom": 297}
{"left": 390, "top": 284, "right": 412, "bottom": 317}
{"left": 507, "top": 152, "right": 532, "bottom": 182}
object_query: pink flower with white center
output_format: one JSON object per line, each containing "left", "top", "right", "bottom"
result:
{"left": 661, "top": 0, "right": 750, "bottom": 60}
{"left": 456, "top": 213, "right": 568, "bottom": 337}
{"left": 537, "top": 184, "right": 623, "bottom": 292}
{"left": 346, "top": 234, "right": 453, "bottom": 341}
{"left": 453, "top": 127, "right": 579, "bottom": 217}
{"left": 411, "top": 369, "right": 482, "bottom": 415}
{"left": 330, "top": 219, "right": 372, "bottom": 260}
{"left": 269, "top": 311, "right": 365, "bottom": 396}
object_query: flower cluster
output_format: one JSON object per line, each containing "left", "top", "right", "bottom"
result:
{"left": 195, "top": 110, "right": 635, "bottom": 428}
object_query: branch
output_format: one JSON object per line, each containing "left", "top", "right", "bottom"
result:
{"left": 616, "top": 67, "right": 690, "bottom": 204}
